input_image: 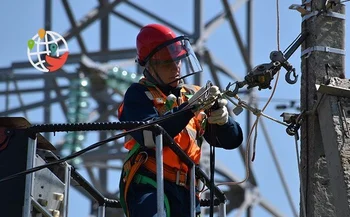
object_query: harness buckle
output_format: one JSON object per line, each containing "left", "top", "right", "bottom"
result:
{"left": 136, "top": 151, "right": 148, "bottom": 164}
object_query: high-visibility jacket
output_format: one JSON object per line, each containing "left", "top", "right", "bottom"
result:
{"left": 118, "top": 78, "right": 205, "bottom": 173}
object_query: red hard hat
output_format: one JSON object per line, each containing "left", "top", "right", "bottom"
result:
{"left": 136, "top": 24, "right": 186, "bottom": 66}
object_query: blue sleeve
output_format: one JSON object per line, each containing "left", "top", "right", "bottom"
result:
{"left": 204, "top": 116, "right": 243, "bottom": 149}
{"left": 119, "top": 83, "right": 194, "bottom": 146}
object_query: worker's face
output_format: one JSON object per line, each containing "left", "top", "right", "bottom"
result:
{"left": 149, "top": 60, "right": 182, "bottom": 87}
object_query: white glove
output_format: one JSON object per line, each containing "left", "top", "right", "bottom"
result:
{"left": 207, "top": 98, "right": 228, "bottom": 125}
{"left": 188, "top": 85, "right": 221, "bottom": 112}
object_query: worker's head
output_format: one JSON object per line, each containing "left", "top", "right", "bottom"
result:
{"left": 136, "top": 24, "right": 202, "bottom": 87}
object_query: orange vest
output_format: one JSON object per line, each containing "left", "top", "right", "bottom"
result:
{"left": 119, "top": 79, "right": 206, "bottom": 173}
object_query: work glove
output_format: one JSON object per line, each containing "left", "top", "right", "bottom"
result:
{"left": 207, "top": 98, "right": 228, "bottom": 125}
{"left": 188, "top": 85, "right": 221, "bottom": 113}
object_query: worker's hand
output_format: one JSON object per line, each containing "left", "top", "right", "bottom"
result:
{"left": 188, "top": 85, "right": 221, "bottom": 113}
{"left": 207, "top": 98, "right": 228, "bottom": 125}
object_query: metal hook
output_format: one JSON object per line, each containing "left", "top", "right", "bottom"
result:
{"left": 225, "top": 82, "right": 240, "bottom": 97}
{"left": 285, "top": 68, "right": 298, "bottom": 84}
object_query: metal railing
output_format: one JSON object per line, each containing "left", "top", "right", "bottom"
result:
{"left": 1, "top": 119, "right": 227, "bottom": 217}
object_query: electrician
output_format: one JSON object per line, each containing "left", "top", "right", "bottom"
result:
{"left": 118, "top": 23, "right": 243, "bottom": 217}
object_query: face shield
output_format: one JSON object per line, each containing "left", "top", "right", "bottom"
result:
{"left": 144, "top": 36, "right": 203, "bottom": 85}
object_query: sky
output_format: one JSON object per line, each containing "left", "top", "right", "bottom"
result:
{"left": 0, "top": 0, "right": 349, "bottom": 217}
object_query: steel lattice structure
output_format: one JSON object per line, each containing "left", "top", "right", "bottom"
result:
{"left": 0, "top": 0, "right": 296, "bottom": 216}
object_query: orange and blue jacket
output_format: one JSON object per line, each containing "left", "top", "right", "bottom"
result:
{"left": 118, "top": 79, "right": 243, "bottom": 173}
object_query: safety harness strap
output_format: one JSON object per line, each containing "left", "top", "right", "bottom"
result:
{"left": 126, "top": 143, "right": 141, "bottom": 162}
{"left": 119, "top": 143, "right": 142, "bottom": 217}
{"left": 123, "top": 152, "right": 147, "bottom": 217}
{"left": 120, "top": 143, "right": 172, "bottom": 217}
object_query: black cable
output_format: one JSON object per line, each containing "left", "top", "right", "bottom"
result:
{"left": 209, "top": 140, "right": 216, "bottom": 217}
{"left": 208, "top": 103, "right": 218, "bottom": 217}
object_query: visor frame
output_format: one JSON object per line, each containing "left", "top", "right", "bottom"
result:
{"left": 142, "top": 36, "right": 188, "bottom": 65}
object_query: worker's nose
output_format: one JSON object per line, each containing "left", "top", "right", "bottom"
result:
{"left": 170, "top": 60, "right": 181, "bottom": 71}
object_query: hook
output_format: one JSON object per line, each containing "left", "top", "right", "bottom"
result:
{"left": 285, "top": 68, "right": 298, "bottom": 84}
{"left": 225, "top": 82, "right": 240, "bottom": 97}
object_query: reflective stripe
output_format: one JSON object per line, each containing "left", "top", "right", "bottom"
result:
{"left": 144, "top": 91, "right": 154, "bottom": 100}
{"left": 143, "top": 130, "right": 156, "bottom": 148}
{"left": 117, "top": 102, "right": 124, "bottom": 119}
{"left": 124, "top": 135, "right": 137, "bottom": 150}
{"left": 186, "top": 126, "right": 197, "bottom": 141}
{"left": 155, "top": 98, "right": 165, "bottom": 104}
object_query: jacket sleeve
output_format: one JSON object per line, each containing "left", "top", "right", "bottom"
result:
{"left": 119, "top": 83, "right": 194, "bottom": 146}
{"left": 203, "top": 116, "right": 243, "bottom": 149}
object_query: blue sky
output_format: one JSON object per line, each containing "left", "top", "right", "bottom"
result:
{"left": 1, "top": 1, "right": 349, "bottom": 217}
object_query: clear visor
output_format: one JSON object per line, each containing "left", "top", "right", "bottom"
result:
{"left": 147, "top": 38, "right": 203, "bottom": 76}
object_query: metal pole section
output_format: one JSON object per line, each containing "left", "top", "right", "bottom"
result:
{"left": 194, "top": 0, "right": 203, "bottom": 86}
{"left": 63, "top": 164, "right": 71, "bottom": 217}
{"left": 246, "top": 0, "right": 253, "bottom": 72}
{"left": 97, "top": 205, "right": 106, "bottom": 217}
{"left": 100, "top": 0, "right": 109, "bottom": 52}
{"left": 218, "top": 202, "right": 227, "bottom": 217}
{"left": 190, "top": 165, "right": 196, "bottom": 217}
{"left": 221, "top": 0, "right": 252, "bottom": 70}
{"left": 156, "top": 133, "right": 165, "bottom": 216}
{"left": 22, "top": 137, "right": 37, "bottom": 217}
{"left": 246, "top": 3, "right": 256, "bottom": 216}
{"left": 194, "top": 0, "right": 203, "bottom": 43}
{"left": 44, "top": 0, "right": 52, "bottom": 141}
{"left": 245, "top": 0, "right": 257, "bottom": 192}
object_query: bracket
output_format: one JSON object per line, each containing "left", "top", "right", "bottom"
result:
{"left": 289, "top": 4, "right": 309, "bottom": 15}
{"left": 301, "top": 46, "right": 345, "bottom": 58}
{"left": 289, "top": 0, "right": 312, "bottom": 15}
{"left": 316, "top": 83, "right": 350, "bottom": 98}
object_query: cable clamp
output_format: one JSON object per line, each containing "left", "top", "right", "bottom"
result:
{"left": 301, "top": 46, "right": 345, "bottom": 58}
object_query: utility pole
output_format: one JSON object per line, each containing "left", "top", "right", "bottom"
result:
{"left": 300, "top": 0, "right": 346, "bottom": 216}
